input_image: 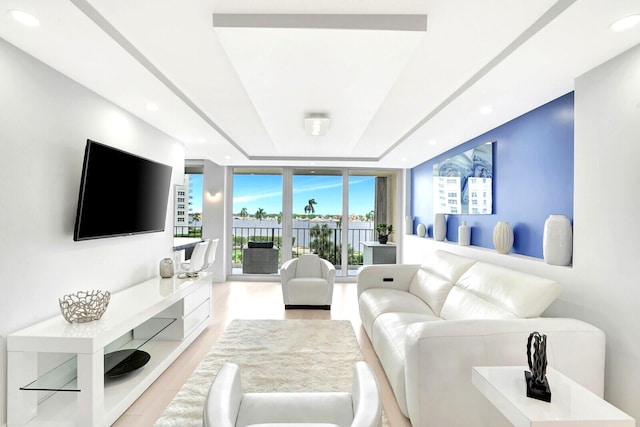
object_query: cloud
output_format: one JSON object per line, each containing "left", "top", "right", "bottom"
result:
{"left": 233, "top": 190, "right": 281, "bottom": 204}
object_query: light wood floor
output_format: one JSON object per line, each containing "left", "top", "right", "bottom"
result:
{"left": 113, "top": 280, "right": 412, "bottom": 427}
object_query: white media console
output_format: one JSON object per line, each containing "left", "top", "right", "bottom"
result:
{"left": 7, "top": 273, "right": 212, "bottom": 426}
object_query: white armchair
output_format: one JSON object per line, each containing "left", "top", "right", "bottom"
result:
{"left": 203, "top": 361, "right": 382, "bottom": 427}
{"left": 280, "top": 254, "right": 335, "bottom": 310}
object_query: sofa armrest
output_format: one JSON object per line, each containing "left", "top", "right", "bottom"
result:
{"left": 404, "top": 318, "right": 605, "bottom": 427}
{"left": 203, "top": 362, "right": 244, "bottom": 427}
{"left": 356, "top": 264, "right": 420, "bottom": 297}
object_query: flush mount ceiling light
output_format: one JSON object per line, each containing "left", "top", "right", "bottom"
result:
{"left": 480, "top": 105, "right": 494, "bottom": 115}
{"left": 145, "top": 102, "right": 159, "bottom": 111}
{"left": 305, "top": 114, "right": 330, "bottom": 136}
{"left": 9, "top": 10, "right": 40, "bottom": 27}
{"left": 609, "top": 15, "right": 640, "bottom": 32}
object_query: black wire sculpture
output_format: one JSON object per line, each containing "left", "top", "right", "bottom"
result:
{"left": 525, "top": 331, "right": 551, "bottom": 402}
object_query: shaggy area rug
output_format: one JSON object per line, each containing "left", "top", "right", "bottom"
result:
{"left": 155, "top": 319, "right": 387, "bottom": 426}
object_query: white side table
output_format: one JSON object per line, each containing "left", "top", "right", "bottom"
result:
{"left": 472, "top": 366, "right": 635, "bottom": 427}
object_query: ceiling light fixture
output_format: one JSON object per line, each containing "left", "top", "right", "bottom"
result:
{"left": 480, "top": 105, "right": 493, "bottom": 115}
{"left": 9, "top": 10, "right": 39, "bottom": 27}
{"left": 145, "top": 102, "right": 159, "bottom": 111}
{"left": 609, "top": 15, "right": 640, "bottom": 32}
{"left": 304, "top": 114, "right": 330, "bottom": 136}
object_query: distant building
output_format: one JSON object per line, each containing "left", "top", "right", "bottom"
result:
{"left": 174, "top": 175, "right": 190, "bottom": 234}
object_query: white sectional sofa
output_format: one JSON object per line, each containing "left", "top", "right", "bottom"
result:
{"left": 357, "top": 249, "right": 605, "bottom": 427}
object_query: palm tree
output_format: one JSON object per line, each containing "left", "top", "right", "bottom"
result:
{"left": 366, "top": 210, "right": 374, "bottom": 222}
{"left": 304, "top": 198, "right": 317, "bottom": 216}
{"left": 239, "top": 207, "right": 248, "bottom": 221}
{"left": 255, "top": 208, "right": 266, "bottom": 222}
{"left": 191, "top": 212, "right": 201, "bottom": 224}
{"left": 303, "top": 199, "right": 318, "bottom": 248}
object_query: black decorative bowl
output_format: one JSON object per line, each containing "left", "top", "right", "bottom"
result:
{"left": 104, "top": 349, "right": 151, "bottom": 379}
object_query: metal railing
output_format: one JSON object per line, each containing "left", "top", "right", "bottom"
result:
{"left": 231, "top": 225, "right": 375, "bottom": 271}
{"left": 174, "top": 226, "right": 202, "bottom": 238}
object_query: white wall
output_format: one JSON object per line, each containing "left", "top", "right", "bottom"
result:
{"left": 402, "top": 43, "right": 640, "bottom": 420}
{"left": 201, "top": 159, "right": 227, "bottom": 282}
{"left": 0, "top": 39, "right": 185, "bottom": 424}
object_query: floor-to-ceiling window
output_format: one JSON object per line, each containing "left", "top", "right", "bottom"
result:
{"left": 292, "top": 169, "right": 343, "bottom": 269}
{"left": 231, "top": 168, "right": 283, "bottom": 274}
{"left": 347, "top": 172, "right": 376, "bottom": 276}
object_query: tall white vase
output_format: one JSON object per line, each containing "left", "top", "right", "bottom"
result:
{"left": 543, "top": 214, "right": 573, "bottom": 266}
{"left": 433, "top": 214, "right": 446, "bottom": 241}
{"left": 493, "top": 221, "right": 514, "bottom": 254}
{"left": 458, "top": 221, "right": 471, "bottom": 246}
{"left": 405, "top": 216, "right": 414, "bottom": 235}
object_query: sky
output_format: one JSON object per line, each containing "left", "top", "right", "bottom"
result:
{"left": 187, "top": 173, "right": 375, "bottom": 216}
{"left": 231, "top": 173, "right": 375, "bottom": 216}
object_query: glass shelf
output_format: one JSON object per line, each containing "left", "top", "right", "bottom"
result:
{"left": 20, "top": 317, "right": 176, "bottom": 392}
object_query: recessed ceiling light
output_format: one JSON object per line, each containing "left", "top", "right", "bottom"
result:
{"left": 609, "top": 15, "right": 640, "bottom": 32}
{"left": 224, "top": 155, "right": 231, "bottom": 160}
{"left": 401, "top": 157, "right": 408, "bottom": 162}
{"left": 145, "top": 102, "right": 159, "bottom": 111}
{"left": 10, "top": 10, "right": 40, "bottom": 27}
{"left": 428, "top": 139, "right": 438, "bottom": 145}
{"left": 480, "top": 105, "right": 493, "bottom": 115}
{"left": 196, "top": 137, "right": 206, "bottom": 143}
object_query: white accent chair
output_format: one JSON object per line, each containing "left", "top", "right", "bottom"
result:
{"left": 202, "top": 361, "right": 382, "bottom": 427}
{"left": 202, "top": 238, "right": 219, "bottom": 270}
{"left": 179, "top": 240, "right": 209, "bottom": 278}
{"left": 280, "top": 254, "right": 335, "bottom": 310}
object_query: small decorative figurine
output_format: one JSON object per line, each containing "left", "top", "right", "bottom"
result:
{"left": 525, "top": 331, "right": 551, "bottom": 402}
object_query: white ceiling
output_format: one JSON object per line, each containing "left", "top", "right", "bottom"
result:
{"left": 1, "top": 0, "right": 639, "bottom": 168}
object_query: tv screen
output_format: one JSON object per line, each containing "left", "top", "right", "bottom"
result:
{"left": 73, "top": 139, "right": 173, "bottom": 241}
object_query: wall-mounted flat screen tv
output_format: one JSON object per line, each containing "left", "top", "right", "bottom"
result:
{"left": 73, "top": 139, "right": 173, "bottom": 241}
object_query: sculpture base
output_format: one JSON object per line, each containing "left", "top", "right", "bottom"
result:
{"left": 525, "top": 370, "right": 551, "bottom": 402}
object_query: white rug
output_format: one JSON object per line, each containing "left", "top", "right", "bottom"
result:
{"left": 155, "top": 319, "right": 386, "bottom": 426}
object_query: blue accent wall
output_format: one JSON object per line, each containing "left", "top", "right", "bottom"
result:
{"left": 410, "top": 92, "right": 574, "bottom": 258}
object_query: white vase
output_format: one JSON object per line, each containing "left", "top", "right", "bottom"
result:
{"left": 159, "top": 258, "right": 174, "bottom": 278}
{"left": 493, "top": 221, "right": 514, "bottom": 254}
{"left": 543, "top": 214, "right": 573, "bottom": 266}
{"left": 433, "top": 214, "right": 446, "bottom": 241}
{"left": 417, "top": 223, "right": 427, "bottom": 238}
{"left": 458, "top": 221, "right": 471, "bottom": 246}
{"left": 405, "top": 216, "right": 414, "bottom": 235}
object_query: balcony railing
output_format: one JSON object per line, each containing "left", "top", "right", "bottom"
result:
{"left": 232, "top": 225, "right": 375, "bottom": 272}
{"left": 175, "top": 224, "right": 376, "bottom": 274}
{"left": 174, "top": 225, "right": 202, "bottom": 238}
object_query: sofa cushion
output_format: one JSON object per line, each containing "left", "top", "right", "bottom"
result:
{"left": 408, "top": 269, "right": 454, "bottom": 317}
{"left": 408, "top": 251, "right": 476, "bottom": 316}
{"left": 371, "top": 312, "right": 442, "bottom": 416}
{"left": 423, "top": 250, "right": 477, "bottom": 283}
{"left": 441, "top": 262, "right": 560, "bottom": 320}
{"left": 358, "top": 288, "right": 436, "bottom": 337}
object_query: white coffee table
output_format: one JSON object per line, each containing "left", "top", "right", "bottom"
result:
{"left": 472, "top": 366, "right": 635, "bottom": 427}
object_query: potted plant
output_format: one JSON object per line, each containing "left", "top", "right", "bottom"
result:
{"left": 375, "top": 223, "right": 393, "bottom": 244}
